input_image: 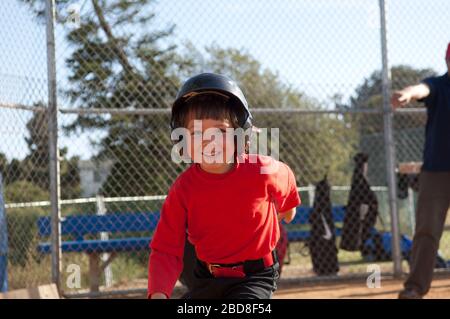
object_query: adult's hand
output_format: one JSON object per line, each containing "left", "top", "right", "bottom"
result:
{"left": 391, "top": 84, "right": 430, "bottom": 109}
{"left": 391, "top": 90, "right": 412, "bottom": 108}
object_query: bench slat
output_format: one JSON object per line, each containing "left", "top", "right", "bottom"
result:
{"left": 288, "top": 205, "right": 346, "bottom": 225}
{"left": 37, "top": 212, "right": 160, "bottom": 237}
{"left": 287, "top": 228, "right": 342, "bottom": 242}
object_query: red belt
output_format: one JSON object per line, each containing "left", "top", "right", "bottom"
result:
{"left": 204, "top": 251, "right": 275, "bottom": 278}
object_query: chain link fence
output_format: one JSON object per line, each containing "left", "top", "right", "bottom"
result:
{"left": 1, "top": 0, "right": 449, "bottom": 297}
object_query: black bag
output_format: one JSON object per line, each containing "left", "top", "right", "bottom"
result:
{"left": 308, "top": 175, "right": 339, "bottom": 276}
{"left": 340, "top": 153, "right": 379, "bottom": 252}
{"left": 397, "top": 173, "right": 420, "bottom": 199}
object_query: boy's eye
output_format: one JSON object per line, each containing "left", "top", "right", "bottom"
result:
{"left": 210, "top": 128, "right": 227, "bottom": 134}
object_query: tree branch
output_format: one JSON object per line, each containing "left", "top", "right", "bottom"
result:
{"left": 91, "top": 0, "right": 137, "bottom": 77}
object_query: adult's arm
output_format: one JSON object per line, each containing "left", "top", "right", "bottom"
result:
{"left": 391, "top": 83, "right": 431, "bottom": 108}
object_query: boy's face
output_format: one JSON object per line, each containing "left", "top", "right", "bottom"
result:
{"left": 186, "top": 118, "right": 236, "bottom": 173}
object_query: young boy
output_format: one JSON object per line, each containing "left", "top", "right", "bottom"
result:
{"left": 148, "top": 73, "right": 301, "bottom": 299}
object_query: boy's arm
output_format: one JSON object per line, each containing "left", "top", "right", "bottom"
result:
{"left": 391, "top": 83, "right": 431, "bottom": 109}
{"left": 148, "top": 249, "right": 184, "bottom": 299}
{"left": 277, "top": 207, "right": 296, "bottom": 224}
{"left": 148, "top": 182, "right": 186, "bottom": 299}
{"left": 268, "top": 160, "right": 301, "bottom": 216}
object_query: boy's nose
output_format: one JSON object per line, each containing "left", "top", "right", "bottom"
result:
{"left": 202, "top": 139, "right": 217, "bottom": 148}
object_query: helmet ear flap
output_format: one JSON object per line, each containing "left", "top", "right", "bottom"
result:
{"left": 228, "top": 96, "right": 251, "bottom": 129}
{"left": 170, "top": 100, "right": 184, "bottom": 132}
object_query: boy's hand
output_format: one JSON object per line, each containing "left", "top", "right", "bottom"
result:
{"left": 277, "top": 207, "right": 296, "bottom": 224}
{"left": 151, "top": 292, "right": 168, "bottom": 299}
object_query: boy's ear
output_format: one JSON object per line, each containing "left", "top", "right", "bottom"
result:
{"left": 233, "top": 135, "right": 250, "bottom": 155}
{"left": 172, "top": 135, "right": 191, "bottom": 162}
{"left": 245, "top": 139, "right": 250, "bottom": 154}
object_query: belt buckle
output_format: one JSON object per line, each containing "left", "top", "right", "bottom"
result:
{"left": 208, "top": 263, "right": 246, "bottom": 278}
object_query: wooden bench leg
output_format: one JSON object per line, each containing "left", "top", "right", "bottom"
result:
{"left": 286, "top": 242, "right": 291, "bottom": 265}
{"left": 88, "top": 252, "right": 117, "bottom": 293}
{"left": 88, "top": 253, "right": 101, "bottom": 293}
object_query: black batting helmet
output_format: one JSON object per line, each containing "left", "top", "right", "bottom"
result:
{"left": 170, "top": 73, "right": 253, "bottom": 130}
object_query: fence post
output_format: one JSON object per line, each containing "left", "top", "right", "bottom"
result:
{"left": 45, "top": 0, "right": 62, "bottom": 292}
{"left": 96, "top": 195, "right": 113, "bottom": 288}
{"left": 0, "top": 174, "right": 8, "bottom": 292}
{"left": 408, "top": 187, "right": 416, "bottom": 235}
{"left": 379, "top": 0, "right": 403, "bottom": 277}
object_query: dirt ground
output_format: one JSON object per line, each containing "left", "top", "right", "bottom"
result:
{"left": 67, "top": 265, "right": 450, "bottom": 299}
{"left": 66, "top": 275, "right": 450, "bottom": 299}
{"left": 273, "top": 275, "right": 450, "bottom": 299}
{"left": 161, "top": 273, "right": 450, "bottom": 299}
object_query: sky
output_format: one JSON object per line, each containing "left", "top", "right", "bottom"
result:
{"left": 0, "top": 0, "right": 449, "bottom": 161}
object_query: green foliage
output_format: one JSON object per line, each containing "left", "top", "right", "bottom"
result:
{"left": 1, "top": 108, "right": 81, "bottom": 199}
{"left": 6, "top": 208, "right": 43, "bottom": 268}
{"left": 4, "top": 180, "right": 49, "bottom": 202}
{"left": 58, "top": 0, "right": 181, "bottom": 196}
{"left": 4, "top": 181, "right": 48, "bottom": 268}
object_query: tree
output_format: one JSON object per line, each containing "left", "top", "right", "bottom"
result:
{"left": 65, "top": 0, "right": 181, "bottom": 196}
{"left": 20, "top": 0, "right": 182, "bottom": 196}
{"left": 176, "top": 45, "right": 357, "bottom": 186}
{"left": 4, "top": 180, "right": 49, "bottom": 203}
{"left": 20, "top": 1, "right": 356, "bottom": 192}
{"left": 19, "top": 109, "right": 81, "bottom": 199}
{"left": 4, "top": 159, "right": 23, "bottom": 185}
{"left": 0, "top": 153, "right": 7, "bottom": 179}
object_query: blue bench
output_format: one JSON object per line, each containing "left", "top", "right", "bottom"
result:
{"left": 37, "top": 212, "right": 160, "bottom": 292}
{"left": 36, "top": 205, "right": 346, "bottom": 291}
{"left": 284, "top": 205, "right": 345, "bottom": 242}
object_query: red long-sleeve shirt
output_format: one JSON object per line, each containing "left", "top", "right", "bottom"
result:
{"left": 148, "top": 154, "right": 301, "bottom": 298}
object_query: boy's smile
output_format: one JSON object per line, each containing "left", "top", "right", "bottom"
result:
{"left": 187, "top": 118, "right": 236, "bottom": 174}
